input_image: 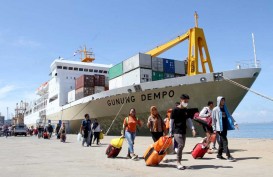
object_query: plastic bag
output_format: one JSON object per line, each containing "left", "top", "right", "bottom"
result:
{"left": 77, "top": 133, "right": 82, "bottom": 142}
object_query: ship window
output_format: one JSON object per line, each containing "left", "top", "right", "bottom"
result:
{"left": 94, "top": 69, "right": 98, "bottom": 73}
{"left": 57, "top": 66, "right": 62, "bottom": 69}
{"left": 99, "top": 70, "right": 103, "bottom": 73}
{"left": 66, "top": 76, "right": 68, "bottom": 79}
{"left": 84, "top": 68, "right": 88, "bottom": 72}
{"left": 68, "top": 67, "right": 73, "bottom": 70}
{"left": 79, "top": 68, "right": 83, "bottom": 71}
{"left": 103, "top": 71, "right": 108, "bottom": 74}
{"left": 89, "top": 69, "right": 93, "bottom": 72}
{"left": 63, "top": 66, "right": 67, "bottom": 70}
{"left": 74, "top": 67, "right": 78, "bottom": 71}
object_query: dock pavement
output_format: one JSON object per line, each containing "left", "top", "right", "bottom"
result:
{"left": 0, "top": 135, "right": 272, "bottom": 177}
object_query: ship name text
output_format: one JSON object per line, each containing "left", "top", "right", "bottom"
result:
{"left": 107, "top": 90, "right": 175, "bottom": 106}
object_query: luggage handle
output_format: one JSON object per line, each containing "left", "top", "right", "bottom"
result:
{"left": 158, "top": 136, "right": 172, "bottom": 154}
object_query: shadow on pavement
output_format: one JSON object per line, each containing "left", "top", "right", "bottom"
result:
{"left": 188, "top": 165, "right": 233, "bottom": 170}
{"left": 235, "top": 157, "right": 261, "bottom": 161}
{"left": 229, "top": 149, "right": 247, "bottom": 153}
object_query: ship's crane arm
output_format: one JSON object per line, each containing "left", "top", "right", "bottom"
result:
{"left": 145, "top": 32, "right": 189, "bottom": 57}
{"left": 145, "top": 12, "right": 214, "bottom": 76}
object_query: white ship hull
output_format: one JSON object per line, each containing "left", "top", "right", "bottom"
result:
{"left": 46, "top": 67, "right": 260, "bottom": 135}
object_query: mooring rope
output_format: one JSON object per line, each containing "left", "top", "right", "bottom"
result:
{"left": 105, "top": 91, "right": 132, "bottom": 135}
{"left": 223, "top": 76, "right": 273, "bottom": 102}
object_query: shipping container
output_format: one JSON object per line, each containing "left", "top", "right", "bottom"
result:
{"left": 151, "top": 57, "right": 164, "bottom": 72}
{"left": 94, "top": 75, "right": 105, "bottom": 86}
{"left": 163, "top": 59, "right": 175, "bottom": 73}
{"left": 164, "top": 73, "right": 175, "bottom": 79}
{"left": 75, "top": 87, "right": 94, "bottom": 100}
{"left": 152, "top": 71, "right": 164, "bottom": 81}
{"left": 109, "top": 62, "right": 123, "bottom": 80}
{"left": 123, "top": 53, "right": 152, "bottom": 73}
{"left": 105, "top": 76, "right": 109, "bottom": 87}
{"left": 75, "top": 75, "right": 95, "bottom": 90}
{"left": 109, "top": 75, "right": 123, "bottom": 90}
{"left": 122, "top": 68, "right": 152, "bottom": 87}
{"left": 174, "top": 60, "right": 186, "bottom": 75}
{"left": 68, "top": 90, "right": 75, "bottom": 103}
{"left": 94, "top": 86, "right": 105, "bottom": 94}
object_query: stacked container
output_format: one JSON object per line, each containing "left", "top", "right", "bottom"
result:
{"left": 123, "top": 53, "right": 152, "bottom": 73}
{"left": 75, "top": 87, "right": 95, "bottom": 100}
{"left": 109, "top": 62, "right": 123, "bottom": 80}
{"left": 94, "top": 75, "right": 106, "bottom": 86}
{"left": 75, "top": 75, "right": 95, "bottom": 89}
{"left": 152, "top": 71, "right": 164, "bottom": 81}
{"left": 75, "top": 74, "right": 107, "bottom": 100}
{"left": 109, "top": 52, "right": 187, "bottom": 89}
{"left": 163, "top": 59, "right": 175, "bottom": 73}
{"left": 152, "top": 57, "right": 164, "bottom": 72}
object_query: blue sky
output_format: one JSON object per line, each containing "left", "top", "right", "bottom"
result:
{"left": 0, "top": 0, "right": 272, "bottom": 123}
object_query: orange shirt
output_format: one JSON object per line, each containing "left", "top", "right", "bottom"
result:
{"left": 165, "top": 118, "right": 170, "bottom": 129}
{"left": 123, "top": 116, "right": 141, "bottom": 133}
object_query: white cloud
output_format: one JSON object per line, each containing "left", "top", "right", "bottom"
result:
{"left": 12, "top": 36, "right": 41, "bottom": 48}
{"left": 0, "top": 85, "right": 15, "bottom": 99}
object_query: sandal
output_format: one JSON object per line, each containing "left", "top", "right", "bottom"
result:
{"left": 177, "top": 165, "right": 186, "bottom": 170}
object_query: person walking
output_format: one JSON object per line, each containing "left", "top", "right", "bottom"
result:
{"left": 80, "top": 114, "right": 92, "bottom": 147}
{"left": 3, "top": 124, "right": 8, "bottom": 138}
{"left": 212, "top": 96, "right": 239, "bottom": 161}
{"left": 199, "top": 101, "right": 218, "bottom": 150}
{"left": 147, "top": 106, "right": 166, "bottom": 142}
{"left": 169, "top": 94, "right": 196, "bottom": 170}
{"left": 122, "top": 108, "right": 143, "bottom": 160}
{"left": 59, "top": 122, "right": 66, "bottom": 143}
{"left": 55, "top": 123, "right": 61, "bottom": 139}
{"left": 47, "top": 123, "right": 53, "bottom": 139}
{"left": 92, "top": 119, "right": 101, "bottom": 145}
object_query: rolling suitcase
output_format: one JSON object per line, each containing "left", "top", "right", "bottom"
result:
{"left": 43, "top": 132, "right": 48, "bottom": 139}
{"left": 143, "top": 136, "right": 172, "bottom": 166}
{"left": 191, "top": 143, "right": 208, "bottom": 159}
{"left": 106, "top": 145, "right": 122, "bottom": 158}
{"left": 143, "top": 145, "right": 166, "bottom": 166}
{"left": 105, "top": 137, "right": 125, "bottom": 158}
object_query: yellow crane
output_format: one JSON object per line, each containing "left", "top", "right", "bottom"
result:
{"left": 145, "top": 12, "right": 214, "bottom": 76}
{"left": 78, "top": 46, "right": 95, "bottom": 63}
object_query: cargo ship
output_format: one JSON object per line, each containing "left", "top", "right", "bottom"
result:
{"left": 24, "top": 14, "right": 261, "bottom": 135}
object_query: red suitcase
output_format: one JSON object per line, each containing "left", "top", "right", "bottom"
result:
{"left": 192, "top": 143, "right": 208, "bottom": 159}
{"left": 43, "top": 132, "right": 48, "bottom": 139}
{"left": 106, "top": 144, "right": 122, "bottom": 158}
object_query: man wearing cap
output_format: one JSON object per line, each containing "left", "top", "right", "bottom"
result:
{"left": 169, "top": 94, "right": 196, "bottom": 170}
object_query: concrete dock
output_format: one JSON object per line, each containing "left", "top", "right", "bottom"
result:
{"left": 0, "top": 135, "right": 272, "bottom": 177}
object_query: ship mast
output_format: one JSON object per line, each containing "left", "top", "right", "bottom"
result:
{"left": 252, "top": 33, "right": 258, "bottom": 68}
{"left": 78, "top": 46, "right": 95, "bottom": 63}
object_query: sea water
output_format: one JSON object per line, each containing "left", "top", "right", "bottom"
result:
{"left": 228, "top": 122, "right": 273, "bottom": 139}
